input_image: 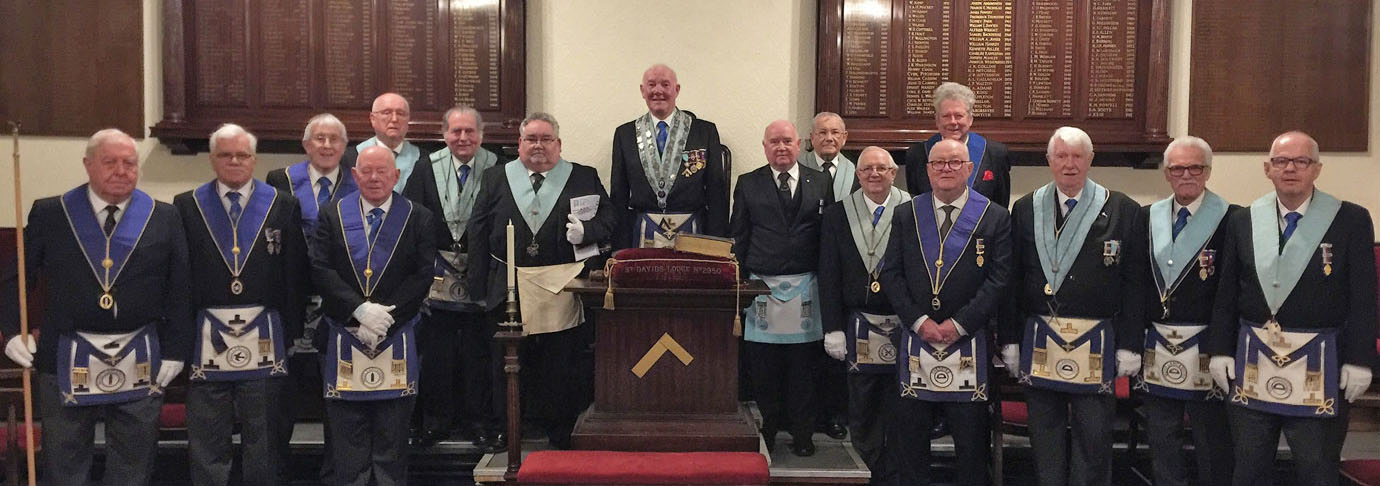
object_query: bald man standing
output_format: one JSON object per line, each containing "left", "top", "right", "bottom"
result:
{"left": 342, "top": 93, "right": 423, "bottom": 193}
{"left": 610, "top": 64, "right": 728, "bottom": 249}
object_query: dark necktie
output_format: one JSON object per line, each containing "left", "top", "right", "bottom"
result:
{"left": 777, "top": 171, "right": 791, "bottom": 200}
{"left": 1172, "top": 207, "right": 1190, "bottom": 241}
{"left": 367, "top": 207, "right": 384, "bottom": 241}
{"left": 656, "top": 121, "right": 669, "bottom": 155}
{"left": 1065, "top": 198, "right": 1078, "bottom": 215}
{"left": 871, "top": 205, "right": 885, "bottom": 226}
{"left": 102, "top": 205, "right": 119, "bottom": 236}
{"left": 939, "top": 205, "right": 956, "bottom": 240}
{"left": 457, "top": 164, "right": 471, "bottom": 187}
{"left": 1281, "top": 211, "right": 1302, "bottom": 249}
{"left": 531, "top": 173, "right": 545, "bottom": 193}
{"left": 317, "top": 177, "right": 333, "bottom": 209}
{"left": 822, "top": 161, "right": 835, "bottom": 194}
{"left": 227, "top": 191, "right": 243, "bottom": 224}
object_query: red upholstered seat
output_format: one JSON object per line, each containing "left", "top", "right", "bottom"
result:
{"left": 1115, "top": 377, "right": 1130, "bottom": 399}
{"left": 0, "top": 424, "right": 39, "bottom": 454}
{"left": 1001, "top": 401, "right": 1028, "bottom": 425}
{"left": 1342, "top": 459, "right": 1380, "bottom": 485}
{"left": 158, "top": 403, "right": 186, "bottom": 429}
{"left": 517, "top": 451, "right": 769, "bottom": 485}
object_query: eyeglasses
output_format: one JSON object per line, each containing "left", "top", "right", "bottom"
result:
{"left": 1166, "top": 164, "right": 1207, "bottom": 176}
{"left": 927, "top": 159, "right": 969, "bottom": 171}
{"left": 1269, "top": 157, "right": 1316, "bottom": 169}
{"left": 521, "top": 136, "right": 557, "bottom": 146}
{"left": 372, "top": 109, "right": 409, "bottom": 119}
{"left": 213, "top": 152, "right": 254, "bottom": 162}
{"left": 857, "top": 166, "right": 895, "bottom": 174}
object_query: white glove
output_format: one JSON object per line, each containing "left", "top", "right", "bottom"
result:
{"left": 1116, "top": 350, "right": 1142, "bottom": 377}
{"left": 352, "top": 302, "right": 396, "bottom": 335}
{"left": 1209, "top": 356, "right": 1236, "bottom": 393}
{"left": 4, "top": 334, "right": 36, "bottom": 368}
{"left": 354, "top": 325, "right": 382, "bottom": 348}
{"left": 1341, "top": 364, "right": 1373, "bottom": 402}
{"left": 823, "top": 331, "right": 846, "bottom": 361}
{"left": 1001, "top": 344, "right": 1021, "bottom": 378}
{"left": 565, "top": 214, "right": 586, "bottom": 245}
{"left": 156, "top": 360, "right": 184, "bottom": 388}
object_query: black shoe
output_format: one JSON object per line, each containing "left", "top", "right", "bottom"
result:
{"left": 486, "top": 433, "right": 508, "bottom": 453}
{"left": 760, "top": 428, "right": 778, "bottom": 453}
{"left": 789, "top": 438, "right": 816, "bottom": 457}
{"left": 472, "top": 430, "right": 492, "bottom": 449}
{"left": 929, "top": 418, "right": 950, "bottom": 440}
{"left": 822, "top": 422, "right": 848, "bottom": 440}
{"left": 411, "top": 429, "right": 448, "bottom": 447}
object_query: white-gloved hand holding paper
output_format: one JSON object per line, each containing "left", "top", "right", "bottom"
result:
{"left": 823, "top": 331, "right": 846, "bottom": 361}
{"left": 1341, "top": 363, "right": 1373, "bottom": 402}
{"left": 565, "top": 214, "right": 586, "bottom": 245}
{"left": 4, "top": 334, "right": 36, "bottom": 368}
{"left": 1116, "top": 350, "right": 1142, "bottom": 377}
{"left": 1209, "top": 356, "right": 1235, "bottom": 393}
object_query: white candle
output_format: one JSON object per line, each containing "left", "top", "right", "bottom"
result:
{"left": 506, "top": 221, "right": 516, "bottom": 288}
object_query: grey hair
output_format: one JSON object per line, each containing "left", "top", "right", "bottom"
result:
{"left": 812, "top": 112, "right": 846, "bottom": 131}
{"left": 302, "top": 113, "right": 348, "bottom": 143}
{"left": 932, "top": 82, "right": 976, "bottom": 114}
{"left": 519, "top": 112, "right": 560, "bottom": 138}
{"left": 442, "top": 106, "right": 485, "bottom": 135}
{"left": 1161, "top": 135, "right": 1214, "bottom": 169}
{"left": 209, "top": 123, "right": 258, "bottom": 154}
{"left": 85, "top": 128, "right": 136, "bottom": 158}
{"left": 1046, "top": 126, "right": 1094, "bottom": 157}
{"left": 859, "top": 146, "right": 897, "bottom": 169}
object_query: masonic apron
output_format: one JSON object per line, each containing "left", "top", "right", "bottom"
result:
{"left": 426, "top": 148, "right": 496, "bottom": 311}
{"left": 841, "top": 186, "right": 909, "bottom": 373}
{"left": 632, "top": 110, "right": 708, "bottom": 247}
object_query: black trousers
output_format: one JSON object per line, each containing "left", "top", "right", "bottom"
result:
{"left": 1141, "top": 394, "right": 1233, "bottom": 486}
{"left": 745, "top": 340, "right": 819, "bottom": 442}
{"left": 37, "top": 372, "right": 163, "bottom": 486}
{"left": 325, "top": 395, "right": 417, "bottom": 486}
{"left": 847, "top": 372, "right": 900, "bottom": 486}
{"left": 488, "top": 308, "right": 587, "bottom": 446}
{"left": 894, "top": 397, "right": 990, "bottom": 486}
{"left": 817, "top": 350, "right": 849, "bottom": 427}
{"left": 1227, "top": 400, "right": 1349, "bottom": 486}
{"left": 1025, "top": 387, "right": 1116, "bottom": 486}
{"left": 187, "top": 377, "right": 283, "bottom": 486}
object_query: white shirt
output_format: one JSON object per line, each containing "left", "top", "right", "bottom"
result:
{"left": 1172, "top": 192, "right": 1205, "bottom": 221}
{"left": 362, "top": 194, "right": 393, "bottom": 217}
{"left": 1277, "top": 193, "right": 1312, "bottom": 232}
{"left": 771, "top": 164, "right": 800, "bottom": 197}
{"left": 815, "top": 152, "right": 839, "bottom": 178}
{"left": 650, "top": 109, "right": 676, "bottom": 128}
{"left": 87, "top": 188, "right": 130, "bottom": 225}
{"left": 1057, "top": 186, "right": 1085, "bottom": 217}
{"left": 932, "top": 189, "right": 970, "bottom": 227}
{"left": 452, "top": 152, "right": 475, "bottom": 176}
{"left": 217, "top": 180, "right": 254, "bottom": 215}
{"left": 308, "top": 164, "right": 341, "bottom": 201}
{"left": 864, "top": 192, "right": 891, "bottom": 219}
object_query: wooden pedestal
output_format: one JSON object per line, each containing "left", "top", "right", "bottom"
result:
{"left": 566, "top": 279, "right": 768, "bottom": 452}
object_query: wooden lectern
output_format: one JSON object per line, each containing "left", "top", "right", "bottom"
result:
{"left": 565, "top": 278, "right": 769, "bottom": 452}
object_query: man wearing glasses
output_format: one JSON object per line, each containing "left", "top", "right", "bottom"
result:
{"left": 879, "top": 140, "right": 1011, "bottom": 486}
{"left": 1207, "top": 131, "right": 1376, "bottom": 486}
{"left": 343, "top": 93, "right": 422, "bottom": 193}
{"left": 798, "top": 112, "right": 860, "bottom": 203}
{"left": 1000, "top": 126, "right": 1146, "bottom": 486}
{"left": 818, "top": 146, "right": 910, "bottom": 483}
{"left": 467, "top": 112, "right": 617, "bottom": 449}
{"left": 1131, "top": 136, "right": 1236, "bottom": 486}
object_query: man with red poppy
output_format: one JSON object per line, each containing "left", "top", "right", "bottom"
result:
{"left": 904, "top": 82, "right": 1012, "bottom": 208}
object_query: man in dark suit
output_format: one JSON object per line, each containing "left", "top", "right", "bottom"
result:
{"left": 818, "top": 146, "right": 910, "bottom": 484}
{"left": 339, "top": 93, "right": 423, "bottom": 193}
{"left": 402, "top": 106, "right": 505, "bottom": 450}
{"left": 879, "top": 139, "right": 1012, "bottom": 486}
{"left": 1207, "top": 131, "right": 1376, "bottom": 486}
{"left": 467, "top": 112, "right": 616, "bottom": 449}
{"left": 265, "top": 112, "right": 357, "bottom": 484}
{"left": 610, "top": 64, "right": 727, "bottom": 249}
{"left": 904, "top": 82, "right": 1012, "bottom": 208}
{"left": 731, "top": 119, "right": 830, "bottom": 456}
{"left": 310, "top": 145, "right": 435, "bottom": 486}
{"left": 3, "top": 128, "right": 191, "bottom": 486}
{"left": 999, "top": 126, "right": 1145, "bottom": 486}
{"left": 1131, "top": 136, "right": 1236, "bottom": 486}
{"left": 175, "top": 124, "right": 308, "bottom": 486}
{"left": 797, "top": 112, "right": 861, "bottom": 203}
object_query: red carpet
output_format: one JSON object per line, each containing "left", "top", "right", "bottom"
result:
{"left": 517, "top": 450, "right": 769, "bottom": 485}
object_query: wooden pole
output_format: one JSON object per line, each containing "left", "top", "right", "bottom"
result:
{"left": 9, "top": 122, "right": 36, "bottom": 486}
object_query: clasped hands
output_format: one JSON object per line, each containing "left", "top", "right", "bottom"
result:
{"left": 352, "top": 301, "right": 397, "bottom": 346}
{"left": 913, "top": 317, "right": 961, "bottom": 345}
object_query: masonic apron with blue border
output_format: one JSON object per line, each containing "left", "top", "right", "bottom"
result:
{"left": 426, "top": 148, "right": 496, "bottom": 311}
{"left": 746, "top": 273, "right": 821, "bottom": 344}
{"left": 322, "top": 192, "right": 420, "bottom": 401}
{"left": 189, "top": 180, "right": 288, "bottom": 381}
{"left": 633, "top": 110, "right": 707, "bottom": 248}
{"left": 286, "top": 161, "right": 357, "bottom": 237}
{"left": 1019, "top": 181, "right": 1117, "bottom": 394}
{"left": 57, "top": 186, "right": 162, "bottom": 406}
{"left": 841, "top": 187, "right": 908, "bottom": 373}
{"left": 1136, "top": 192, "right": 1228, "bottom": 400}
{"left": 1230, "top": 191, "right": 1342, "bottom": 417}
{"left": 898, "top": 190, "right": 992, "bottom": 401}
{"left": 923, "top": 133, "right": 987, "bottom": 189}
